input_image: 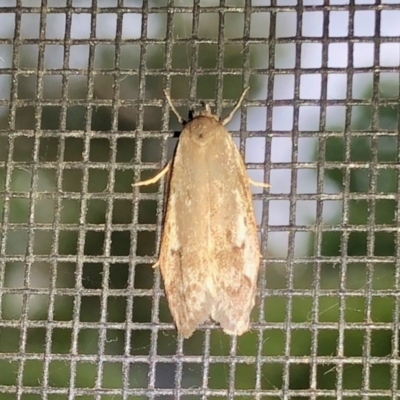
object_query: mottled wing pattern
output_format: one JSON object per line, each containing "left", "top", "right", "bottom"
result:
{"left": 159, "top": 115, "right": 260, "bottom": 338}
{"left": 159, "top": 132, "right": 214, "bottom": 338}
{"left": 206, "top": 133, "right": 260, "bottom": 335}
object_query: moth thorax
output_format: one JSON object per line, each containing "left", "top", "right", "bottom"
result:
{"left": 187, "top": 115, "right": 222, "bottom": 144}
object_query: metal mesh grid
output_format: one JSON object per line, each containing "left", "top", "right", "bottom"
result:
{"left": 0, "top": 0, "right": 400, "bottom": 398}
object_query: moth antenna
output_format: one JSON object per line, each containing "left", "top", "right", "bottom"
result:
{"left": 164, "top": 90, "right": 186, "bottom": 125}
{"left": 221, "top": 87, "right": 250, "bottom": 126}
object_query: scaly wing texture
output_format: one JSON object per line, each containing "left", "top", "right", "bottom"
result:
{"left": 207, "top": 134, "right": 260, "bottom": 335}
{"left": 159, "top": 135, "right": 214, "bottom": 338}
{"left": 159, "top": 118, "right": 260, "bottom": 338}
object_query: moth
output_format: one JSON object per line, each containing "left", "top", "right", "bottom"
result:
{"left": 133, "top": 88, "right": 268, "bottom": 338}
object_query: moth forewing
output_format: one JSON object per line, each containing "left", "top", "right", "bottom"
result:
{"left": 204, "top": 130, "right": 260, "bottom": 336}
{"left": 134, "top": 89, "right": 266, "bottom": 338}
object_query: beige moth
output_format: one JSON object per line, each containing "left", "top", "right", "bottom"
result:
{"left": 133, "top": 88, "right": 267, "bottom": 338}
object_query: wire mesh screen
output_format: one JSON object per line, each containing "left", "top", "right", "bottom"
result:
{"left": 0, "top": 0, "right": 399, "bottom": 398}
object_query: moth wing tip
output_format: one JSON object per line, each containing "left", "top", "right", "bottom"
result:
{"left": 221, "top": 320, "right": 251, "bottom": 337}
{"left": 223, "top": 328, "right": 250, "bottom": 337}
{"left": 178, "top": 327, "right": 196, "bottom": 339}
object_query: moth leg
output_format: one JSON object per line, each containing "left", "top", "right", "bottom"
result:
{"left": 132, "top": 161, "right": 171, "bottom": 187}
{"left": 248, "top": 177, "right": 270, "bottom": 188}
{"left": 164, "top": 90, "right": 186, "bottom": 125}
{"left": 152, "top": 260, "right": 160, "bottom": 269}
{"left": 222, "top": 87, "right": 250, "bottom": 126}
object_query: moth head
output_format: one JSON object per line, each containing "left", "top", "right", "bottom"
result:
{"left": 192, "top": 104, "right": 220, "bottom": 122}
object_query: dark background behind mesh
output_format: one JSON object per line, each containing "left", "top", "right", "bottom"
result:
{"left": 0, "top": 0, "right": 399, "bottom": 398}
